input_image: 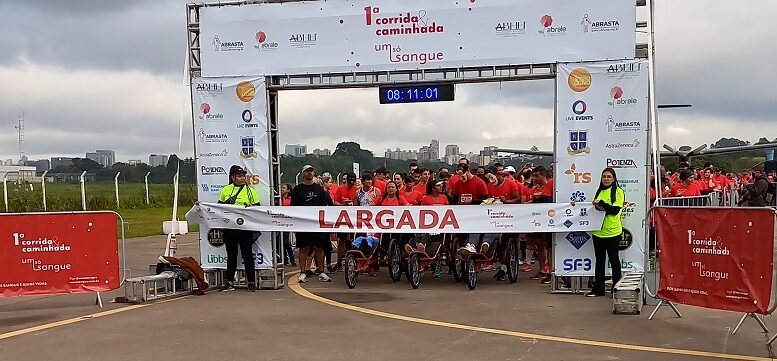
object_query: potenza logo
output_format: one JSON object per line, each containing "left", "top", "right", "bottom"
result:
{"left": 605, "top": 115, "right": 640, "bottom": 133}
{"left": 580, "top": 14, "right": 620, "bottom": 33}
{"left": 212, "top": 35, "right": 244, "bottom": 52}
{"left": 538, "top": 15, "right": 566, "bottom": 36}
{"left": 566, "top": 100, "right": 594, "bottom": 121}
{"left": 198, "top": 103, "right": 223, "bottom": 121}
{"left": 606, "top": 139, "right": 640, "bottom": 149}
{"left": 240, "top": 136, "right": 257, "bottom": 159}
{"left": 254, "top": 31, "right": 279, "bottom": 51}
{"left": 199, "top": 149, "right": 229, "bottom": 158}
{"left": 607, "top": 158, "right": 638, "bottom": 169}
{"left": 495, "top": 21, "right": 526, "bottom": 37}
{"left": 198, "top": 128, "right": 228, "bottom": 143}
{"left": 289, "top": 33, "right": 318, "bottom": 48}
{"left": 567, "top": 129, "right": 590, "bottom": 155}
{"left": 201, "top": 166, "right": 226, "bottom": 176}
{"left": 608, "top": 86, "right": 639, "bottom": 107}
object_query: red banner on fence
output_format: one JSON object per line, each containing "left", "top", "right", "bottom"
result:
{"left": 0, "top": 212, "right": 120, "bottom": 297}
{"left": 655, "top": 207, "right": 775, "bottom": 314}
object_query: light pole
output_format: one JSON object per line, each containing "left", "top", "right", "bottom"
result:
{"left": 79, "top": 171, "right": 87, "bottom": 211}
{"left": 41, "top": 170, "right": 48, "bottom": 211}
{"left": 2, "top": 173, "right": 8, "bottom": 212}
{"left": 295, "top": 172, "right": 301, "bottom": 185}
{"left": 114, "top": 172, "right": 121, "bottom": 209}
{"left": 144, "top": 172, "right": 151, "bottom": 205}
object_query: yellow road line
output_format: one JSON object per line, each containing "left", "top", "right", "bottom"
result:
{"left": 288, "top": 278, "right": 773, "bottom": 361}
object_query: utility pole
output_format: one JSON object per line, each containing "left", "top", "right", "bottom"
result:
{"left": 14, "top": 113, "right": 25, "bottom": 183}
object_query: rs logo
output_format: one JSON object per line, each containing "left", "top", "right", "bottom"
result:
{"left": 565, "top": 163, "right": 592, "bottom": 184}
{"left": 563, "top": 258, "right": 592, "bottom": 271}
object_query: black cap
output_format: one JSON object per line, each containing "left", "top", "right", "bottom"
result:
{"left": 375, "top": 166, "right": 388, "bottom": 174}
{"left": 229, "top": 165, "right": 247, "bottom": 177}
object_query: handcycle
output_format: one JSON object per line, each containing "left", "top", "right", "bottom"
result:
{"left": 343, "top": 233, "right": 404, "bottom": 289}
{"left": 405, "top": 233, "right": 459, "bottom": 289}
{"left": 452, "top": 233, "right": 520, "bottom": 290}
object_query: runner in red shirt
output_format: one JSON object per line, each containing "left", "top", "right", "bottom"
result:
{"left": 529, "top": 166, "right": 554, "bottom": 284}
{"left": 421, "top": 180, "right": 450, "bottom": 205}
{"left": 413, "top": 168, "right": 431, "bottom": 194}
{"left": 447, "top": 158, "right": 469, "bottom": 196}
{"left": 400, "top": 175, "right": 424, "bottom": 205}
{"left": 452, "top": 164, "right": 489, "bottom": 205}
{"left": 669, "top": 169, "right": 702, "bottom": 197}
{"left": 321, "top": 172, "right": 338, "bottom": 199}
{"left": 334, "top": 172, "right": 359, "bottom": 205}
{"left": 373, "top": 166, "right": 389, "bottom": 195}
{"left": 488, "top": 170, "right": 523, "bottom": 204}
{"left": 377, "top": 181, "right": 409, "bottom": 206}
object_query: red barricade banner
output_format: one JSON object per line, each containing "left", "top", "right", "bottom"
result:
{"left": 655, "top": 207, "right": 775, "bottom": 314}
{"left": 0, "top": 212, "right": 120, "bottom": 297}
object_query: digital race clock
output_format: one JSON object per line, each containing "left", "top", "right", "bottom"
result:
{"left": 379, "top": 84, "right": 455, "bottom": 104}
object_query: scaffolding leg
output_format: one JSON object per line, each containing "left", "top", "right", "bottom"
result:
{"left": 732, "top": 313, "right": 769, "bottom": 335}
{"left": 768, "top": 332, "right": 777, "bottom": 346}
{"left": 648, "top": 299, "right": 683, "bottom": 320}
{"left": 95, "top": 292, "right": 103, "bottom": 308}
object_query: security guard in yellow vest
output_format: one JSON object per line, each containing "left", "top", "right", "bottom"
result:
{"left": 587, "top": 167, "right": 625, "bottom": 297}
{"left": 218, "top": 165, "right": 260, "bottom": 292}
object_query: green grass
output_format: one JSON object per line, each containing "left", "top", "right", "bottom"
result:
{"left": 117, "top": 207, "right": 199, "bottom": 239}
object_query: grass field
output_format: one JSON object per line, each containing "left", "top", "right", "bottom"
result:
{"left": 3, "top": 182, "right": 199, "bottom": 238}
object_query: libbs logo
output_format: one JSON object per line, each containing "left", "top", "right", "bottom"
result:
{"left": 364, "top": 6, "right": 445, "bottom": 37}
{"left": 254, "top": 31, "right": 279, "bottom": 50}
{"left": 199, "top": 103, "right": 223, "bottom": 121}
{"left": 608, "top": 86, "right": 638, "bottom": 107}
{"left": 538, "top": 15, "right": 566, "bottom": 35}
{"left": 606, "top": 158, "right": 638, "bottom": 169}
{"left": 201, "top": 166, "right": 226, "bottom": 176}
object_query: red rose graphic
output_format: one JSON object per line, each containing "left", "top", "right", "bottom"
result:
{"left": 256, "top": 31, "right": 267, "bottom": 44}
{"left": 540, "top": 15, "right": 553, "bottom": 27}
{"left": 200, "top": 103, "right": 211, "bottom": 114}
{"left": 610, "top": 86, "right": 624, "bottom": 99}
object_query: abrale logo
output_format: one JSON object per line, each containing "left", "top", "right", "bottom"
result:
{"left": 199, "top": 103, "right": 223, "bottom": 121}
{"left": 254, "top": 31, "right": 279, "bottom": 51}
{"left": 566, "top": 232, "right": 591, "bottom": 250}
{"left": 538, "top": 15, "right": 566, "bottom": 35}
{"left": 608, "top": 86, "right": 638, "bottom": 107}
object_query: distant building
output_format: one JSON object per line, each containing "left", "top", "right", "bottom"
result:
{"left": 480, "top": 146, "right": 498, "bottom": 157}
{"left": 4, "top": 159, "right": 13, "bottom": 166}
{"left": 0, "top": 166, "right": 37, "bottom": 182}
{"left": 311, "top": 148, "right": 331, "bottom": 157}
{"left": 86, "top": 149, "right": 115, "bottom": 167}
{"left": 430, "top": 140, "right": 440, "bottom": 160}
{"left": 385, "top": 148, "right": 418, "bottom": 161}
{"left": 445, "top": 144, "right": 460, "bottom": 157}
{"left": 444, "top": 154, "right": 459, "bottom": 165}
{"left": 51, "top": 157, "right": 75, "bottom": 170}
{"left": 285, "top": 144, "right": 307, "bottom": 157}
{"left": 24, "top": 159, "right": 51, "bottom": 173}
{"left": 149, "top": 154, "right": 169, "bottom": 167}
{"left": 128, "top": 160, "right": 142, "bottom": 165}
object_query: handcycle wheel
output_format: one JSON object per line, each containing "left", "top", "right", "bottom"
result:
{"left": 409, "top": 254, "right": 421, "bottom": 289}
{"left": 388, "top": 239, "right": 402, "bottom": 283}
{"left": 450, "top": 237, "right": 463, "bottom": 282}
{"left": 506, "top": 239, "right": 519, "bottom": 284}
{"left": 345, "top": 254, "right": 358, "bottom": 289}
{"left": 465, "top": 257, "right": 477, "bottom": 290}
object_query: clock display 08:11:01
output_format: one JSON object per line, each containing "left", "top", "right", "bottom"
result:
{"left": 379, "top": 84, "right": 455, "bottom": 104}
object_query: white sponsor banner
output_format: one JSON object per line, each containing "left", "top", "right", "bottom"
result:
{"left": 186, "top": 203, "right": 606, "bottom": 234}
{"left": 192, "top": 77, "right": 273, "bottom": 269}
{"left": 554, "top": 60, "right": 649, "bottom": 276}
{"left": 200, "top": 0, "right": 635, "bottom": 77}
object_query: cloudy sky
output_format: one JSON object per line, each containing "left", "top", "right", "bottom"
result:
{"left": 0, "top": 1, "right": 775, "bottom": 163}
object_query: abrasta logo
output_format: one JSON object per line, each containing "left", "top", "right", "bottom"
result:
{"left": 199, "top": 103, "right": 223, "bottom": 121}
{"left": 581, "top": 14, "right": 620, "bottom": 33}
{"left": 495, "top": 21, "right": 526, "bottom": 37}
{"left": 199, "top": 149, "right": 229, "bottom": 158}
{"left": 289, "top": 33, "right": 318, "bottom": 48}
{"left": 607, "top": 158, "right": 638, "bottom": 169}
{"left": 253, "top": 31, "right": 279, "bottom": 51}
{"left": 566, "top": 100, "right": 594, "bottom": 121}
{"left": 605, "top": 139, "right": 641, "bottom": 149}
{"left": 568, "top": 68, "right": 592, "bottom": 92}
{"left": 605, "top": 115, "right": 640, "bottom": 132}
{"left": 198, "top": 128, "right": 228, "bottom": 143}
{"left": 212, "top": 35, "right": 244, "bottom": 52}
{"left": 364, "top": 6, "right": 445, "bottom": 37}
{"left": 201, "top": 166, "right": 226, "bottom": 176}
{"left": 538, "top": 15, "right": 566, "bottom": 36}
{"left": 608, "top": 86, "right": 639, "bottom": 107}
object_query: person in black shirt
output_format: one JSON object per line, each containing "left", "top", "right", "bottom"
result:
{"left": 290, "top": 164, "right": 334, "bottom": 283}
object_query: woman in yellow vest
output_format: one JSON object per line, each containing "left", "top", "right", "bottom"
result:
{"left": 587, "top": 167, "right": 625, "bottom": 297}
{"left": 218, "top": 165, "right": 260, "bottom": 292}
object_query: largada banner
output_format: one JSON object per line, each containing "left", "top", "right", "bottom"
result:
{"left": 200, "top": 0, "right": 636, "bottom": 77}
{"left": 186, "top": 203, "right": 606, "bottom": 234}
{"left": 192, "top": 78, "right": 274, "bottom": 269}
{"left": 655, "top": 207, "right": 775, "bottom": 314}
{"left": 554, "top": 60, "right": 649, "bottom": 276}
{"left": 0, "top": 213, "right": 120, "bottom": 297}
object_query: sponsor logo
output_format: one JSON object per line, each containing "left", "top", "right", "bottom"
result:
{"left": 289, "top": 33, "right": 318, "bottom": 48}
{"left": 195, "top": 82, "right": 223, "bottom": 95}
{"left": 538, "top": 15, "right": 566, "bottom": 36}
{"left": 200, "top": 183, "right": 225, "bottom": 193}
{"left": 199, "top": 149, "right": 229, "bottom": 158}
{"left": 564, "top": 208, "right": 574, "bottom": 217}
{"left": 563, "top": 219, "right": 573, "bottom": 228}
{"left": 563, "top": 258, "right": 592, "bottom": 271}
{"left": 201, "top": 166, "right": 226, "bottom": 176}
{"left": 487, "top": 209, "right": 514, "bottom": 219}
{"left": 607, "top": 62, "right": 642, "bottom": 74}
{"left": 619, "top": 229, "right": 633, "bottom": 250}
{"left": 618, "top": 179, "right": 639, "bottom": 186}
{"left": 207, "top": 229, "right": 225, "bottom": 247}
{"left": 581, "top": 14, "right": 620, "bottom": 33}
{"left": 570, "top": 190, "right": 587, "bottom": 202}
{"left": 364, "top": 6, "right": 445, "bottom": 37}
{"left": 212, "top": 35, "right": 244, "bottom": 52}
{"left": 532, "top": 211, "right": 542, "bottom": 216}
{"left": 531, "top": 220, "right": 542, "bottom": 227}
{"left": 607, "top": 158, "right": 638, "bottom": 169}
{"left": 240, "top": 136, "right": 257, "bottom": 159}
{"left": 620, "top": 202, "right": 637, "bottom": 219}
{"left": 605, "top": 139, "right": 641, "bottom": 149}
{"left": 253, "top": 31, "right": 279, "bottom": 51}
{"left": 606, "top": 115, "right": 641, "bottom": 132}
{"left": 566, "top": 231, "right": 591, "bottom": 250}
{"left": 237, "top": 110, "right": 260, "bottom": 129}
{"left": 236, "top": 81, "right": 256, "bottom": 102}
{"left": 495, "top": 21, "right": 526, "bottom": 37}
{"left": 197, "top": 128, "right": 228, "bottom": 144}
{"left": 608, "top": 86, "right": 639, "bottom": 107}
{"left": 547, "top": 219, "right": 556, "bottom": 227}
{"left": 564, "top": 163, "right": 592, "bottom": 184}
{"left": 579, "top": 207, "right": 588, "bottom": 217}
{"left": 236, "top": 218, "right": 245, "bottom": 226}
{"left": 567, "top": 129, "right": 591, "bottom": 155}
{"left": 568, "top": 68, "right": 591, "bottom": 92}
{"left": 566, "top": 100, "right": 594, "bottom": 121}
{"left": 547, "top": 210, "right": 556, "bottom": 217}
{"left": 198, "top": 103, "right": 223, "bottom": 121}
